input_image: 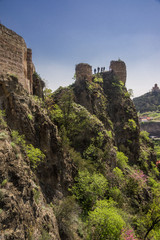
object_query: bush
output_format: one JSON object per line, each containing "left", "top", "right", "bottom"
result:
{"left": 11, "top": 130, "right": 26, "bottom": 147}
{"left": 116, "top": 151, "right": 128, "bottom": 169}
{"left": 113, "top": 167, "right": 124, "bottom": 181}
{"left": 124, "top": 119, "right": 137, "bottom": 131}
{"left": 0, "top": 110, "right": 7, "bottom": 128}
{"left": 71, "top": 170, "right": 108, "bottom": 213}
{"left": 0, "top": 131, "right": 8, "bottom": 140}
{"left": 87, "top": 199, "right": 125, "bottom": 240}
{"left": 140, "top": 131, "right": 150, "bottom": 142}
{"left": 1, "top": 179, "right": 8, "bottom": 187}
{"left": 53, "top": 196, "right": 82, "bottom": 240}
{"left": 26, "top": 144, "right": 45, "bottom": 169}
{"left": 109, "top": 187, "right": 123, "bottom": 206}
{"left": 28, "top": 113, "right": 33, "bottom": 120}
{"left": 120, "top": 227, "right": 138, "bottom": 240}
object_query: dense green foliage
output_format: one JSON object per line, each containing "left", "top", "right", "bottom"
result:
{"left": 87, "top": 200, "right": 125, "bottom": 240}
{"left": 71, "top": 170, "right": 108, "bottom": 213}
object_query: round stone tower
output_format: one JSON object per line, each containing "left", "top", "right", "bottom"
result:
{"left": 75, "top": 63, "right": 92, "bottom": 84}
{"left": 109, "top": 60, "right": 126, "bottom": 85}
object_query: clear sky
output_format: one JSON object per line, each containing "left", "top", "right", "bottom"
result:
{"left": 0, "top": 0, "right": 160, "bottom": 97}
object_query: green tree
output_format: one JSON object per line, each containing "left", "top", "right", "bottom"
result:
{"left": 71, "top": 170, "right": 108, "bottom": 213}
{"left": 87, "top": 199, "right": 125, "bottom": 240}
{"left": 116, "top": 151, "right": 128, "bottom": 169}
{"left": 143, "top": 190, "right": 160, "bottom": 239}
{"left": 26, "top": 144, "right": 45, "bottom": 169}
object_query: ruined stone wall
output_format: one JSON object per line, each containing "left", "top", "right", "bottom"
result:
{"left": 0, "top": 24, "right": 33, "bottom": 93}
{"left": 109, "top": 60, "right": 126, "bottom": 85}
{"left": 75, "top": 63, "right": 92, "bottom": 84}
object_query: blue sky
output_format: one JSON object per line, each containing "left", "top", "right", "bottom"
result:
{"left": 0, "top": 0, "right": 160, "bottom": 97}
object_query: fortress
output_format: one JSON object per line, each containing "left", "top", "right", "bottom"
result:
{"left": 75, "top": 60, "right": 126, "bottom": 85}
{"left": 0, "top": 24, "right": 35, "bottom": 94}
{"left": 0, "top": 24, "right": 126, "bottom": 95}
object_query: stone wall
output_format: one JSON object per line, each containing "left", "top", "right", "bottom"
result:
{"left": 109, "top": 60, "right": 126, "bottom": 85}
{"left": 75, "top": 63, "right": 92, "bottom": 84}
{"left": 0, "top": 24, "right": 34, "bottom": 93}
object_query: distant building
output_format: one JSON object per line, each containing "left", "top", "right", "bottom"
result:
{"left": 152, "top": 84, "right": 160, "bottom": 93}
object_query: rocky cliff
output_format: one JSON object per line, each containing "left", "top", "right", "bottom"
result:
{"left": 0, "top": 67, "right": 159, "bottom": 239}
{"left": 0, "top": 25, "right": 159, "bottom": 238}
{"left": 0, "top": 75, "right": 75, "bottom": 239}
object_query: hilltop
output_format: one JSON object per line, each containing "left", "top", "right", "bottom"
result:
{"left": 133, "top": 84, "right": 160, "bottom": 113}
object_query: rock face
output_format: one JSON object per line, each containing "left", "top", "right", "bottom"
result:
{"left": 33, "top": 73, "right": 45, "bottom": 99}
{"left": 0, "top": 75, "right": 75, "bottom": 239}
{"left": 0, "top": 129, "right": 60, "bottom": 240}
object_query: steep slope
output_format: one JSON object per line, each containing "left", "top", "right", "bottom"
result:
{"left": 0, "top": 70, "right": 159, "bottom": 240}
{"left": 0, "top": 75, "right": 75, "bottom": 239}
{"left": 54, "top": 70, "right": 140, "bottom": 165}
{"left": 48, "top": 70, "right": 159, "bottom": 240}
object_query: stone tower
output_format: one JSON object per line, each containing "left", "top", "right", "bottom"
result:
{"left": 109, "top": 60, "right": 126, "bottom": 85}
{"left": 75, "top": 63, "right": 92, "bottom": 84}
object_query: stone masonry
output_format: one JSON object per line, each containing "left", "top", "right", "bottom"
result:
{"left": 75, "top": 60, "right": 127, "bottom": 86}
{"left": 109, "top": 60, "right": 126, "bottom": 85}
{"left": 0, "top": 24, "right": 34, "bottom": 94}
{"left": 75, "top": 63, "right": 92, "bottom": 84}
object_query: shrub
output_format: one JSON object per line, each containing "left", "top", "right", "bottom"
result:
{"left": 53, "top": 196, "right": 82, "bottom": 240}
{"left": 0, "top": 131, "right": 8, "bottom": 140}
{"left": 109, "top": 187, "right": 123, "bottom": 206}
{"left": 116, "top": 151, "right": 129, "bottom": 169}
{"left": 11, "top": 130, "right": 26, "bottom": 147}
{"left": 113, "top": 167, "right": 124, "bottom": 181}
{"left": 26, "top": 144, "right": 45, "bottom": 169}
{"left": 120, "top": 227, "right": 138, "bottom": 240}
{"left": 71, "top": 170, "right": 108, "bottom": 213}
{"left": 87, "top": 199, "right": 125, "bottom": 240}
{"left": 28, "top": 113, "right": 33, "bottom": 120}
{"left": 33, "top": 188, "right": 40, "bottom": 204}
{"left": 0, "top": 110, "right": 7, "bottom": 128}
{"left": 40, "top": 229, "right": 50, "bottom": 240}
{"left": 93, "top": 76, "right": 103, "bottom": 83}
{"left": 140, "top": 131, "right": 150, "bottom": 142}
{"left": 1, "top": 179, "right": 8, "bottom": 187}
{"left": 124, "top": 119, "right": 137, "bottom": 131}
{"left": 0, "top": 190, "right": 4, "bottom": 201}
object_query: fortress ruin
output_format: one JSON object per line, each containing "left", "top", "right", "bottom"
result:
{"left": 76, "top": 60, "right": 127, "bottom": 85}
{"left": 0, "top": 24, "right": 34, "bottom": 94}
{"left": 0, "top": 24, "right": 126, "bottom": 95}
